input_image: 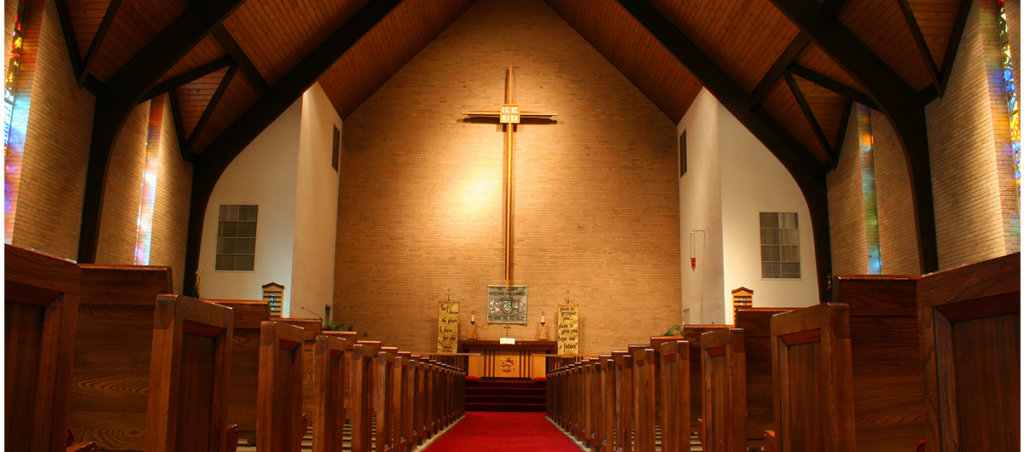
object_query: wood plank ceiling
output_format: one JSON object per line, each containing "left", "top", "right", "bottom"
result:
{"left": 58, "top": 0, "right": 968, "bottom": 166}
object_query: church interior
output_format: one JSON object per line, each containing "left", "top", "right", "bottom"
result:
{"left": 4, "top": 0, "right": 1020, "bottom": 450}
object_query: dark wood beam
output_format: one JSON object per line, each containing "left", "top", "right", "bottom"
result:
{"left": 833, "top": 98, "right": 853, "bottom": 166}
{"left": 54, "top": 0, "right": 83, "bottom": 79}
{"left": 771, "top": 0, "right": 938, "bottom": 273}
{"left": 77, "top": 0, "right": 244, "bottom": 263}
{"left": 183, "top": 0, "right": 404, "bottom": 296}
{"left": 752, "top": 32, "right": 810, "bottom": 104}
{"left": 212, "top": 25, "right": 270, "bottom": 94}
{"left": 167, "top": 90, "right": 191, "bottom": 162}
{"left": 897, "top": 0, "right": 943, "bottom": 96}
{"left": 940, "top": 0, "right": 972, "bottom": 90}
{"left": 617, "top": 0, "right": 833, "bottom": 302}
{"left": 820, "top": 0, "right": 846, "bottom": 17}
{"left": 142, "top": 56, "right": 232, "bottom": 101}
{"left": 77, "top": 0, "right": 122, "bottom": 86}
{"left": 789, "top": 64, "right": 877, "bottom": 109}
{"left": 186, "top": 64, "right": 237, "bottom": 152}
{"left": 784, "top": 71, "right": 834, "bottom": 166}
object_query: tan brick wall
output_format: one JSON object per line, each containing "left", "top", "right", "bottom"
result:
{"left": 827, "top": 110, "right": 867, "bottom": 275}
{"left": 149, "top": 95, "right": 193, "bottom": 294}
{"left": 334, "top": 0, "right": 681, "bottom": 355}
{"left": 11, "top": 0, "right": 94, "bottom": 259}
{"left": 871, "top": 114, "right": 921, "bottom": 275}
{"left": 925, "top": 0, "right": 1020, "bottom": 270}
{"left": 95, "top": 101, "right": 148, "bottom": 264}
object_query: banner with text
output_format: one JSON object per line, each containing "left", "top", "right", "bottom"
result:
{"left": 437, "top": 301, "right": 459, "bottom": 353}
{"left": 557, "top": 303, "right": 579, "bottom": 355}
{"left": 487, "top": 285, "right": 528, "bottom": 324}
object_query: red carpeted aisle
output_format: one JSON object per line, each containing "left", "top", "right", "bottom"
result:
{"left": 424, "top": 411, "right": 579, "bottom": 452}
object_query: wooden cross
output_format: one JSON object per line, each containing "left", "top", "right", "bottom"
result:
{"left": 464, "top": 66, "right": 556, "bottom": 288}
{"left": 503, "top": 323, "right": 512, "bottom": 337}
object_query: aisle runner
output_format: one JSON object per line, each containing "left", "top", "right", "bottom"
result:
{"left": 424, "top": 411, "right": 579, "bottom": 452}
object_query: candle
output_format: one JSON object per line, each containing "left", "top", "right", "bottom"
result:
{"left": 541, "top": 312, "right": 545, "bottom": 323}
{"left": 471, "top": 312, "right": 475, "bottom": 323}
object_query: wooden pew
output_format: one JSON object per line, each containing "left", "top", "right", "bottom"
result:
{"left": 412, "top": 356, "right": 426, "bottom": 446}
{"left": 375, "top": 346, "right": 397, "bottom": 452}
{"left": 323, "top": 331, "right": 358, "bottom": 422}
{"left": 630, "top": 345, "right": 656, "bottom": 452}
{"left": 700, "top": 328, "right": 746, "bottom": 452}
{"left": 351, "top": 340, "right": 381, "bottom": 452}
{"left": 767, "top": 303, "right": 855, "bottom": 452}
{"left": 5, "top": 245, "right": 85, "bottom": 452}
{"left": 257, "top": 321, "right": 305, "bottom": 452}
{"left": 276, "top": 317, "right": 322, "bottom": 425}
{"left": 656, "top": 340, "right": 690, "bottom": 452}
{"left": 831, "top": 275, "right": 924, "bottom": 451}
{"left": 591, "top": 357, "right": 607, "bottom": 451}
{"left": 312, "top": 334, "right": 351, "bottom": 452}
{"left": 396, "top": 352, "right": 413, "bottom": 452}
{"left": 612, "top": 350, "right": 633, "bottom": 452}
{"left": 733, "top": 308, "right": 789, "bottom": 450}
{"left": 203, "top": 299, "right": 269, "bottom": 445}
{"left": 682, "top": 324, "right": 730, "bottom": 436}
{"left": 70, "top": 263, "right": 172, "bottom": 450}
{"left": 144, "top": 294, "right": 235, "bottom": 452}
{"left": 917, "top": 253, "right": 1020, "bottom": 451}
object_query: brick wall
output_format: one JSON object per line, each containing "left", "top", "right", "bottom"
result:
{"left": 872, "top": 114, "right": 921, "bottom": 275}
{"left": 149, "top": 95, "right": 192, "bottom": 294}
{"left": 11, "top": 0, "right": 94, "bottom": 259}
{"left": 335, "top": 0, "right": 681, "bottom": 355}
{"left": 827, "top": 110, "right": 867, "bottom": 275}
{"left": 925, "top": 0, "right": 1021, "bottom": 270}
{"left": 94, "top": 101, "right": 148, "bottom": 264}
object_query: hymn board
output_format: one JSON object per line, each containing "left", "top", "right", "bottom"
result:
{"left": 465, "top": 66, "right": 555, "bottom": 324}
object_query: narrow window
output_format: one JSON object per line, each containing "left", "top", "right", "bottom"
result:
{"left": 679, "top": 130, "right": 687, "bottom": 177}
{"left": 216, "top": 204, "right": 258, "bottom": 271}
{"left": 331, "top": 125, "right": 340, "bottom": 171}
{"left": 760, "top": 212, "right": 800, "bottom": 279}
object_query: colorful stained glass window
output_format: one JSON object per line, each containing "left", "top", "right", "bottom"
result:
{"left": 998, "top": 0, "right": 1020, "bottom": 187}
{"left": 856, "top": 104, "right": 883, "bottom": 274}
{"left": 133, "top": 99, "right": 163, "bottom": 264}
{"left": 4, "top": 1, "right": 25, "bottom": 243}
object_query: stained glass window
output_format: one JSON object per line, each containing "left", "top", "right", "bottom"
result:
{"left": 4, "top": 1, "right": 25, "bottom": 243}
{"left": 998, "top": 0, "right": 1020, "bottom": 187}
{"left": 133, "top": 99, "right": 163, "bottom": 264}
{"left": 856, "top": 104, "right": 883, "bottom": 274}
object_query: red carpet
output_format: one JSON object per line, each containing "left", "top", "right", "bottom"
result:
{"left": 424, "top": 411, "right": 579, "bottom": 452}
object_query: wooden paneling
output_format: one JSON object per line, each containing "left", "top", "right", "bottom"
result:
{"left": 762, "top": 79, "right": 829, "bottom": 161}
{"left": 157, "top": 35, "right": 227, "bottom": 85}
{"left": 67, "top": 0, "right": 113, "bottom": 58}
{"left": 907, "top": 0, "right": 961, "bottom": 70}
{"left": 546, "top": 0, "right": 701, "bottom": 122}
{"left": 650, "top": 0, "right": 801, "bottom": 92}
{"left": 88, "top": 0, "right": 188, "bottom": 82}
{"left": 795, "top": 44, "right": 865, "bottom": 93}
{"left": 222, "top": 0, "right": 370, "bottom": 87}
{"left": 794, "top": 75, "right": 849, "bottom": 149}
{"left": 839, "top": 0, "right": 933, "bottom": 91}
{"left": 174, "top": 67, "right": 228, "bottom": 140}
{"left": 317, "top": 0, "right": 475, "bottom": 119}
{"left": 189, "top": 74, "right": 259, "bottom": 153}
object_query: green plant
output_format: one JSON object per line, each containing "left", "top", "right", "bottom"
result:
{"left": 324, "top": 321, "right": 352, "bottom": 331}
{"left": 663, "top": 324, "right": 683, "bottom": 336}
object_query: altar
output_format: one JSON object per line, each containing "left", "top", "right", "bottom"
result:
{"left": 459, "top": 339, "right": 557, "bottom": 379}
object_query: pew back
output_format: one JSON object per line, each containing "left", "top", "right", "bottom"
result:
{"left": 257, "top": 321, "right": 305, "bottom": 452}
{"left": 312, "top": 334, "right": 351, "bottom": 452}
{"left": 918, "top": 253, "right": 1020, "bottom": 451}
{"left": 657, "top": 340, "right": 689, "bottom": 452}
{"left": 204, "top": 299, "right": 269, "bottom": 444}
{"left": 734, "top": 307, "right": 791, "bottom": 446}
{"left": 683, "top": 324, "right": 731, "bottom": 433}
{"left": 701, "top": 328, "right": 746, "bottom": 452}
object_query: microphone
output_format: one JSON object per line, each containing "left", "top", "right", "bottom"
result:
{"left": 299, "top": 306, "right": 324, "bottom": 323}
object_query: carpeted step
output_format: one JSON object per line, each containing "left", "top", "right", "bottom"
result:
{"left": 464, "top": 378, "right": 547, "bottom": 412}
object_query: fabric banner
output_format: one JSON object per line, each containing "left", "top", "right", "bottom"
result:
{"left": 557, "top": 303, "right": 579, "bottom": 355}
{"left": 487, "top": 285, "right": 528, "bottom": 324}
{"left": 437, "top": 301, "right": 459, "bottom": 353}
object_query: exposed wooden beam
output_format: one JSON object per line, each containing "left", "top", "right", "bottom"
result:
{"left": 789, "top": 64, "right": 877, "bottom": 110}
{"left": 212, "top": 25, "right": 270, "bottom": 94}
{"left": 77, "top": 0, "right": 122, "bottom": 86}
{"left": 617, "top": 0, "right": 832, "bottom": 303}
{"left": 54, "top": 0, "right": 83, "bottom": 79}
{"left": 78, "top": 0, "right": 244, "bottom": 263}
{"left": 940, "top": 0, "right": 972, "bottom": 90}
{"left": 897, "top": 0, "right": 943, "bottom": 96}
{"left": 784, "top": 71, "right": 834, "bottom": 166}
{"left": 820, "top": 0, "right": 846, "bottom": 17}
{"left": 142, "top": 56, "right": 233, "bottom": 101}
{"left": 186, "top": 64, "right": 237, "bottom": 152}
{"left": 771, "top": 0, "right": 938, "bottom": 273}
{"left": 833, "top": 98, "right": 853, "bottom": 166}
{"left": 752, "top": 32, "right": 810, "bottom": 104}
{"left": 183, "top": 0, "right": 404, "bottom": 296}
{"left": 167, "top": 90, "right": 190, "bottom": 162}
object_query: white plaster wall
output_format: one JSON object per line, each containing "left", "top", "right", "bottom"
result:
{"left": 291, "top": 83, "right": 342, "bottom": 320}
{"left": 718, "top": 102, "right": 819, "bottom": 324}
{"left": 198, "top": 99, "right": 301, "bottom": 307}
{"left": 678, "top": 89, "right": 726, "bottom": 324}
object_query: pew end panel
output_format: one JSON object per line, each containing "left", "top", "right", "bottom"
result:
{"left": 313, "top": 334, "right": 349, "bottom": 452}
{"left": 204, "top": 299, "right": 270, "bottom": 445}
{"left": 5, "top": 245, "right": 81, "bottom": 452}
{"left": 918, "top": 253, "right": 1020, "bottom": 451}
{"left": 770, "top": 303, "right": 855, "bottom": 452}
{"left": 257, "top": 321, "right": 306, "bottom": 452}
{"left": 145, "top": 295, "right": 235, "bottom": 452}
{"left": 683, "top": 324, "right": 732, "bottom": 435}
{"left": 734, "top": 307, "right": 792, "bottom": 447}
{"left": 657, "top": 340, "right": 690, "bottom": 452}
{"left": 701, "top": 328, "right": 746, "bottom": 452}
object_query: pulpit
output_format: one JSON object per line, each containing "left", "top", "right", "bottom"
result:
{"left": 459, "top": 339, "right": 556, "bottom": 379}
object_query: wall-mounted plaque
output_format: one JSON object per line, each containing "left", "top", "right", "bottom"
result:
{"left": 487, "top": 285, "right": 527, "bottom": 324}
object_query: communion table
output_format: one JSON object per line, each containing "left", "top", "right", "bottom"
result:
{"left": 459, "top": 339, "right": 557, "bottom": 379}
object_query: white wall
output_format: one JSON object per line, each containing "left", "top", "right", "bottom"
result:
{"left": 199, "top": 99, "right": 301, "bottom": 307}
{"left": 678, "top": 89, "right": 819, "bottom": 325}
{"left": 718, "top": 101, "right": 819, "bottom": 323}
{"left": 678, "top": 89, "right": 726, "bottom": 324}
{"left": 291, "top": 83, "right": 342, "bottom": 320}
